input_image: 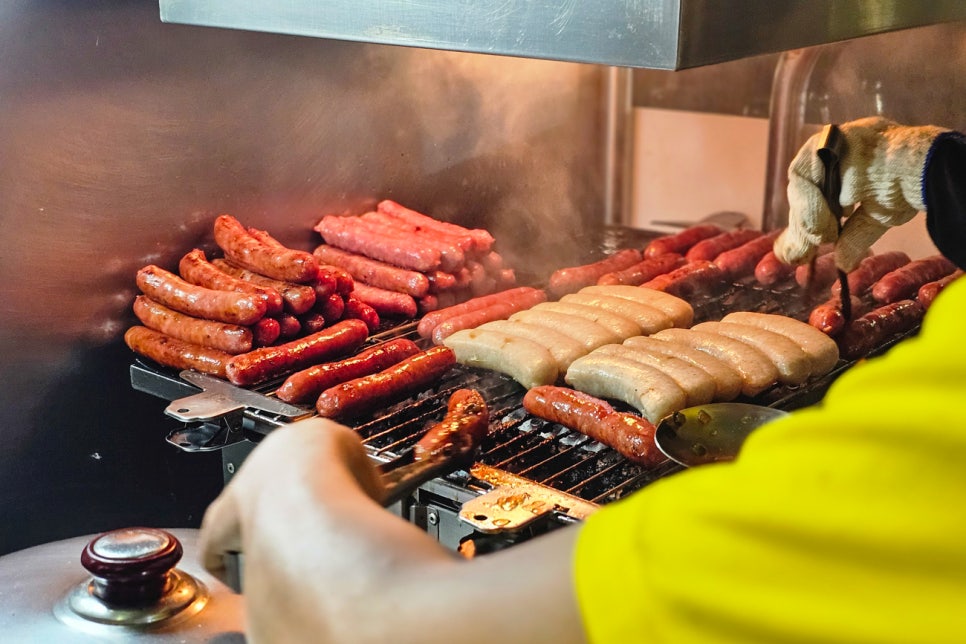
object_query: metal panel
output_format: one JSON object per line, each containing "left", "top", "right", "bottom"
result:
{"left": 160, "top": 0, "right": 966, "bottom": 70}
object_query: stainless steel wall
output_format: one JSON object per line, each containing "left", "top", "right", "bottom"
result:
{"left": 0, "top": 1, "right": 606, "bottom": 554}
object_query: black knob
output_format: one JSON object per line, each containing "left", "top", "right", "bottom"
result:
{"left": 80, "top": 527, "right": 183, "bottom": 606}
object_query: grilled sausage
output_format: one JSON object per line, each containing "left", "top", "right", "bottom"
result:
{"left": 684, "top": 229, "right": 762, "bottom": 262}
{"left": 133, "top": 295, "right": 253, "bottom": 354}
{"left": 476, "top": 319, "right": 587, "bottom": 372}
{"left": 651, "top": 328, "right": 779, "bottom": 397}
{"left": 252, "top": 317, "right": 282, "bottom": 346}
{"left": 360, "top": 210, "right": 466, "bottom": 272}
{"left": 350, "top": 283, "right": 418, "bottom": 318}
{"left": 807, "top": 296, "right": 870, "bottom": 337}
{"left": 377, "top": 199, "right": 494, "bottom": 256}
{"left": 426, "top": 270, "right": 458, "bottom": 294}
{"left": 178, "top": 248, "right": 284, "bottom": 316}
{"left": 917, "top": 269, "right": 964, "bottom": 308}
{"left": 754, "top": 251, "right": 796, "bottom": 286}
{"left": 276, "top": 338, "right": 421, "bottom": 404}
{"left": 644, "top": 224, "right": 722, "bottom": 259}
{"left": 712, "top": 229, "right": 782, "bottom": 280}
{"left": 831, "top": 251, "right": 911, "bottom": 297}
{"left": 795, "top": 252, "right": 840, "bottom": 291}
{"left": 314, "top": 214, "right": 442, "bottom": 272}
{"left": 317, "top": 293, "right": 345, "bottom": 323}
{"left": 509, "top": 309, "right": 621, "bottom": 352}
{"left": 523, "top": 385, "right": 663, "bottom": 467}
{"left": 213, "top": 215, "right": 319, "bottom": 284}
{"left": 642, "top": 260, "right": 728, "bottom": 299}
{"left": 413, "top": 389, "right": 490, "bottom": 460}
{"left": 578, "top": 285, "right": 694, "bottom": 328}
{"left": 225, "top": 319, "right": 369, "bottom": 386}
{"left": 838, "top": 300, "right": 925, "bottom": 360}
{"left": 596, "top": 253, "right": 686, "bottom": 286}
{"left": 721, "top": 311, "right": 840, "bottom": 375}
{"left": 871, "top": 255, "right": 957, "bottom": 303}
{"left": 443, "top": 328, "right": 559, "bottom": 389}
{"left": 211, "top": 258, "right": 316, "bottom": 315}
{"left": 594, "top": 344, "right": 716, "bottom": 408}
{"left": 531, "top": 301, "right": 641, "bottom": 339}
{"left": 272, "top": 314, "right": 301, "bottom": 340}
{"left": 691, "top": 321, "right": 812, "bottom": 386}
{"left": 124, "top": 325, "right": 232, "bottom": 378}
{"left": 622, "top": 336, "right": 743, "bottom": 402}
{"left": 136, "top": 265, "right": 267, "bottom": 326}
{"left": 564, "top": 352, "right": 688, "bottom": 424}
{"left": 342, "top": 296, "right": 381, "bottom": 333}
{"left": 315, "top": 345, "right": 457, "bottom": 418}
{"left": 313, "top": 244, "right": 430, "bottom": 297}
{"left": 548, "top": 248, "right": 644, "bottom": 298}
{"left": 560, "top": 292, "right": 674, "bottom": 335}
{"left": 418, "top": 287, "right": 547, "bottom": 341}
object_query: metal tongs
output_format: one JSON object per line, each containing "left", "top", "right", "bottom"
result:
{"left": 816, "top": 123, "right": 852, "bottom": 322}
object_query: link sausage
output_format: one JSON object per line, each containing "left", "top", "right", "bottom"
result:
{"left": 413, "top": 388, "right": 490, "bottom": 460}
{"left": 178, "top": 248, "right": 284, "bottom": 316}
{"left": 313, "top": 244, "right": 430, "bottom": 297}
{"left": 213, "top": 215, "right": 319, "bottom": 284}
{"left": 133, "top": 295, "right": 253, "bottom": 354}
{"left": 211, "top": 258, "right": 316, "bottom": 315}
{"left": 124, "top": 326, "right": 232, "bottom": 379}
{"left": 548, "top": 248, "right": 644, "bottom": 298}
{"left": 136, "top": 264, "right": 267, "bottom": 326}
{"left": 644, "top": 224, "right": 722, "bottom": 259}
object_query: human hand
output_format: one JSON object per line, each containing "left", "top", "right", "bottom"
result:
{"left": 775, "top": 117, "right": 948, "bottom": 272}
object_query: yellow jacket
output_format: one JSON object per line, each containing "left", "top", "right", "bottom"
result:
{"left": 575, "top": 276, "right": 966, "bottom": 643}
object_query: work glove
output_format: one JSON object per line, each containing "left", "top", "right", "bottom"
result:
{"left": 775, "top": 116, "right": 948, "bottom": 272}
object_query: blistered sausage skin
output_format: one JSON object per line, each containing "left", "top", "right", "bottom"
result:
{"left": 225, "top": 319, "right": 369, "bottom": 386}
{"left": 316, "top": 345, "right": 457, "bottom": 419}
{"left": 807, "top": 296, "right": 869, "bottom": 337}
{"left": 211, "top": 258, "right": 316, "bottom": 315}
{"left": 413, "top": 389, "right": 490, "bottom": 460}
{"left": 179, "top": 248, "right": 284, "bottom": 316}
{"left": 523, "top": 385, "right": 663, "bottom": 467}
{"left": 213, "top": 214, "right": 320, "bottom": 284}
{"left": 136, "top": 265, "right": 267, "bottom": 326}
{"left": 124, "top": 326, "right": 231, "bottom": 379}
{"left": 133, "top": 295, "right": 253, "bottom": 354}
{"left": 276, "top": 338, "right": 420, "bottom": 404}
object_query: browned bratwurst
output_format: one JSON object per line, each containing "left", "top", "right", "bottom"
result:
{"left": 136, "top": 265, "right": 267, "bottom": 326}
{"left": 225, "top": 319, "right": 369, "bottom": 386}
{"left": 124, "top": 325, "right": 232, "bottom": 379}
{"left": 837, "top": 299, "right": 925, "bottom": 361}
{"left": 684, "top": 229, "right": 762, "bottom": 262}
{"left": 871, "top": 255, "right": 957, "bottom": 303}
{"left": 314, "top": 214, "right": 443, "bottom": 273}
{"left": 133, "top": 295, "right": 253, "bottom": 354}
{"left": 213, "top": 214, "right": 320, "bottom": 284}
{"left": 211, "top": 258, "right": 316, "bottom": 315}
{"left": 712, "top": 230, "right": 781, "bottom": 280}
{"left": 523, "top": 385, "right": 663, "bottom": 467}
{"left": 276, "top": 338, "right": 421, "bottom": 404}
{"left": 548, "top": 248, "right": 643, "bottom": 298}
{"left": 596, "top": 253, "right": 685, "bottom": 286}
{"left": 315, "top": 345, "right": 457, "bottom": 419}
{"left": 178, "top": 248, "right": 284, "bottom": 316}
{"left": 413, "top": 388, "right": 489, "bottom": 460}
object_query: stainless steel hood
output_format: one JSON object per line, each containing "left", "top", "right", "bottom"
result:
{"left": 159, "top": 1, "right": 966, "bottom": 70}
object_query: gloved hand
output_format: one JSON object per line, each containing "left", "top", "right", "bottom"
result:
{"left": 774, "top": 117, "right": 948, "bottom": 272}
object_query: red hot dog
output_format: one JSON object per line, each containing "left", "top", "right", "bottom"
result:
{"left": 314, "top": 214, "right": 442, "bottom": 272}
{"left": 276, "top": 338, "right": 421, "bottom": 404}
{"left": 349, "top": 283, "right": 418, "bottom": 319}
{"left": 837, "top": 300, "right": 925, "bottom": 360}
{"left": 684, "top": 229, "right": 762, "bottom": 262}
{"left": 211, "top": 258, "right": 316, "bottom": 315}
{"left": 712, "top": 230, "right": 782, "bottom": 280}
{"left": 523, "top": 385, "right": 663, "bottom": 467}
{"left": 596, "top": 253, "right": 686, "bottom": 286}
{"left": 315, "top": 346, "right": 457, "bottom": 419}
{"left": 133, "top": 295, "right": 253, "bottom": 354}
{"left": 213, "top": 215, "right": 320, "bottom": 284}
{"left": 225, "top": 319, "right": 369, "bottom": 386}
{"left": 548, "top": 248, "right": 644, "bottom": 298}
{"left": 643, "top": 224, "right": 722, "bottom": 259}
{"left": 413, "top": 388, "right": 490, "bottom": 460}
{"left": 313, "top": 244, "right": 430, "bottom": 298}
{"left": 136, "top": 265, "right": 267, "bottom": 326}
{"left": 871, "top": 255, "right": 957, "bottom": 304}
{"left": 124, "top": 326, "right": 232, "bottom": 379}
{"left": 416, "top": 286, "right": 547, "bottom": 340}
{"left": 179, "top": 248, "right": 284, "bottom": 316}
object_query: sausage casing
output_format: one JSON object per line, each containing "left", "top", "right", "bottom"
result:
{"left": 133, "top": 295, "right": 252, "bottom": 354}
{"left": 136, "top": 264, "right": 267, "bottom": 326}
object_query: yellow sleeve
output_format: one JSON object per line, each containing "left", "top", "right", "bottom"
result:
{"left": 574, "top": 277, "right": 966, "bottom": 643}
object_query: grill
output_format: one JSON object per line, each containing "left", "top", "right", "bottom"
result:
{"left": 130, "top": 227, "right": 921, "bottom": 551}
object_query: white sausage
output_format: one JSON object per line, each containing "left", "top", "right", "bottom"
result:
{"left": 622, "top": 335, "right": 743, "bottom": 402}
{"left": 578, "top": 285, "right": 694, "bottom": 327}
{"left": 691, "top": 321, "right": 812, "bottom": 386}
{"left": 721, "top": 311, "right": 840, "bottom": 375}
{"left": 560, "top": 292, "right": 674, "bottom": 335}
{"left": 594, "top": 344, "right": 716, "bottom": 407}
{"left": 443, "top": 328, "right": 558, "bottom": 389}
{"left": 476, "top": 320, "right": 587, "bottom": 372}
{"left": 509, "top": 309, "right": 622, "bottom": 351}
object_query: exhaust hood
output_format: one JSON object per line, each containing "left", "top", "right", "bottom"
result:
{"left": 159, "top": 0, "right": 966, "bottom": 70}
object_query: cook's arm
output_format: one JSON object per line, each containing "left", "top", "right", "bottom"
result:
{"left": 199, "top": 418, "right": 586, "bottom": 644}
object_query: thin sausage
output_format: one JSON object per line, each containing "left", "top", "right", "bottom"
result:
{"left": 314, "top": 214, "right": 442, "bottom": 272}
{"left": 684, "top": 229, "right": 762, "bottom": 262}
{"left": 124, "top": 326, "right": 231, "bottom": 379}
{"left": 712, "top": 230, "right": 782, "bottom": 280}
{"left": 417, "top": 287, "right": 547, "bottom": 340}
{"left": 136, "top": 264, "right": 267, "bottom": 326}
{"left": 413, "top": 389, "right": 490, "bottom": 460}
{"left": 644, "top": 224, "right": 722, "bottom": 259}
{"left": 178, "top": 248, "right": 284, "bottom": 316}
{"left": 225, "top": 319, "right": 369, "bottom": 386}
{"left": 871, "top": 255, "right": 957, "bottom": 303}
{"left": 133, "top": 295, "right": 252, "bottom": 354}
{"left": 211, "top": 258, "right": 316, "bottom": 315}
{"left": 316, "top": 346, "right": 457, "bottom": 419}
{"left": 313, "top": 244, "right": 430, "bottom": 297}
{"left": 350, "top": 283, "right": 418, "bottom": 318}
{"left": 596, "top": 253, "right": 686, "bottom": 286}
{"left": 548, "top": 249, "right": 644, "bottom": 298}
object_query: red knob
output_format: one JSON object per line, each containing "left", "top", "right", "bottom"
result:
{"left": 80, "top": 527, "right": 183, "bottom": 606}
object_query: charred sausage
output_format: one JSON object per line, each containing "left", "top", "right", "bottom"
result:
{"left": 596, "top": 253, "right": 686, "bottom": 286}
{"left": 871, "top": 255, "right": 957, "bottom": 303}
{"left": 413, "top": 389, "right": 490, "bottom": 460}
{"left": 838, "top": 300, "right": 925, "bottom": 360}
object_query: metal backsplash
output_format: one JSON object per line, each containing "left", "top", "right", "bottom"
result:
{"left": 0, "top": 1, "right": 607, "bottom": 554}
